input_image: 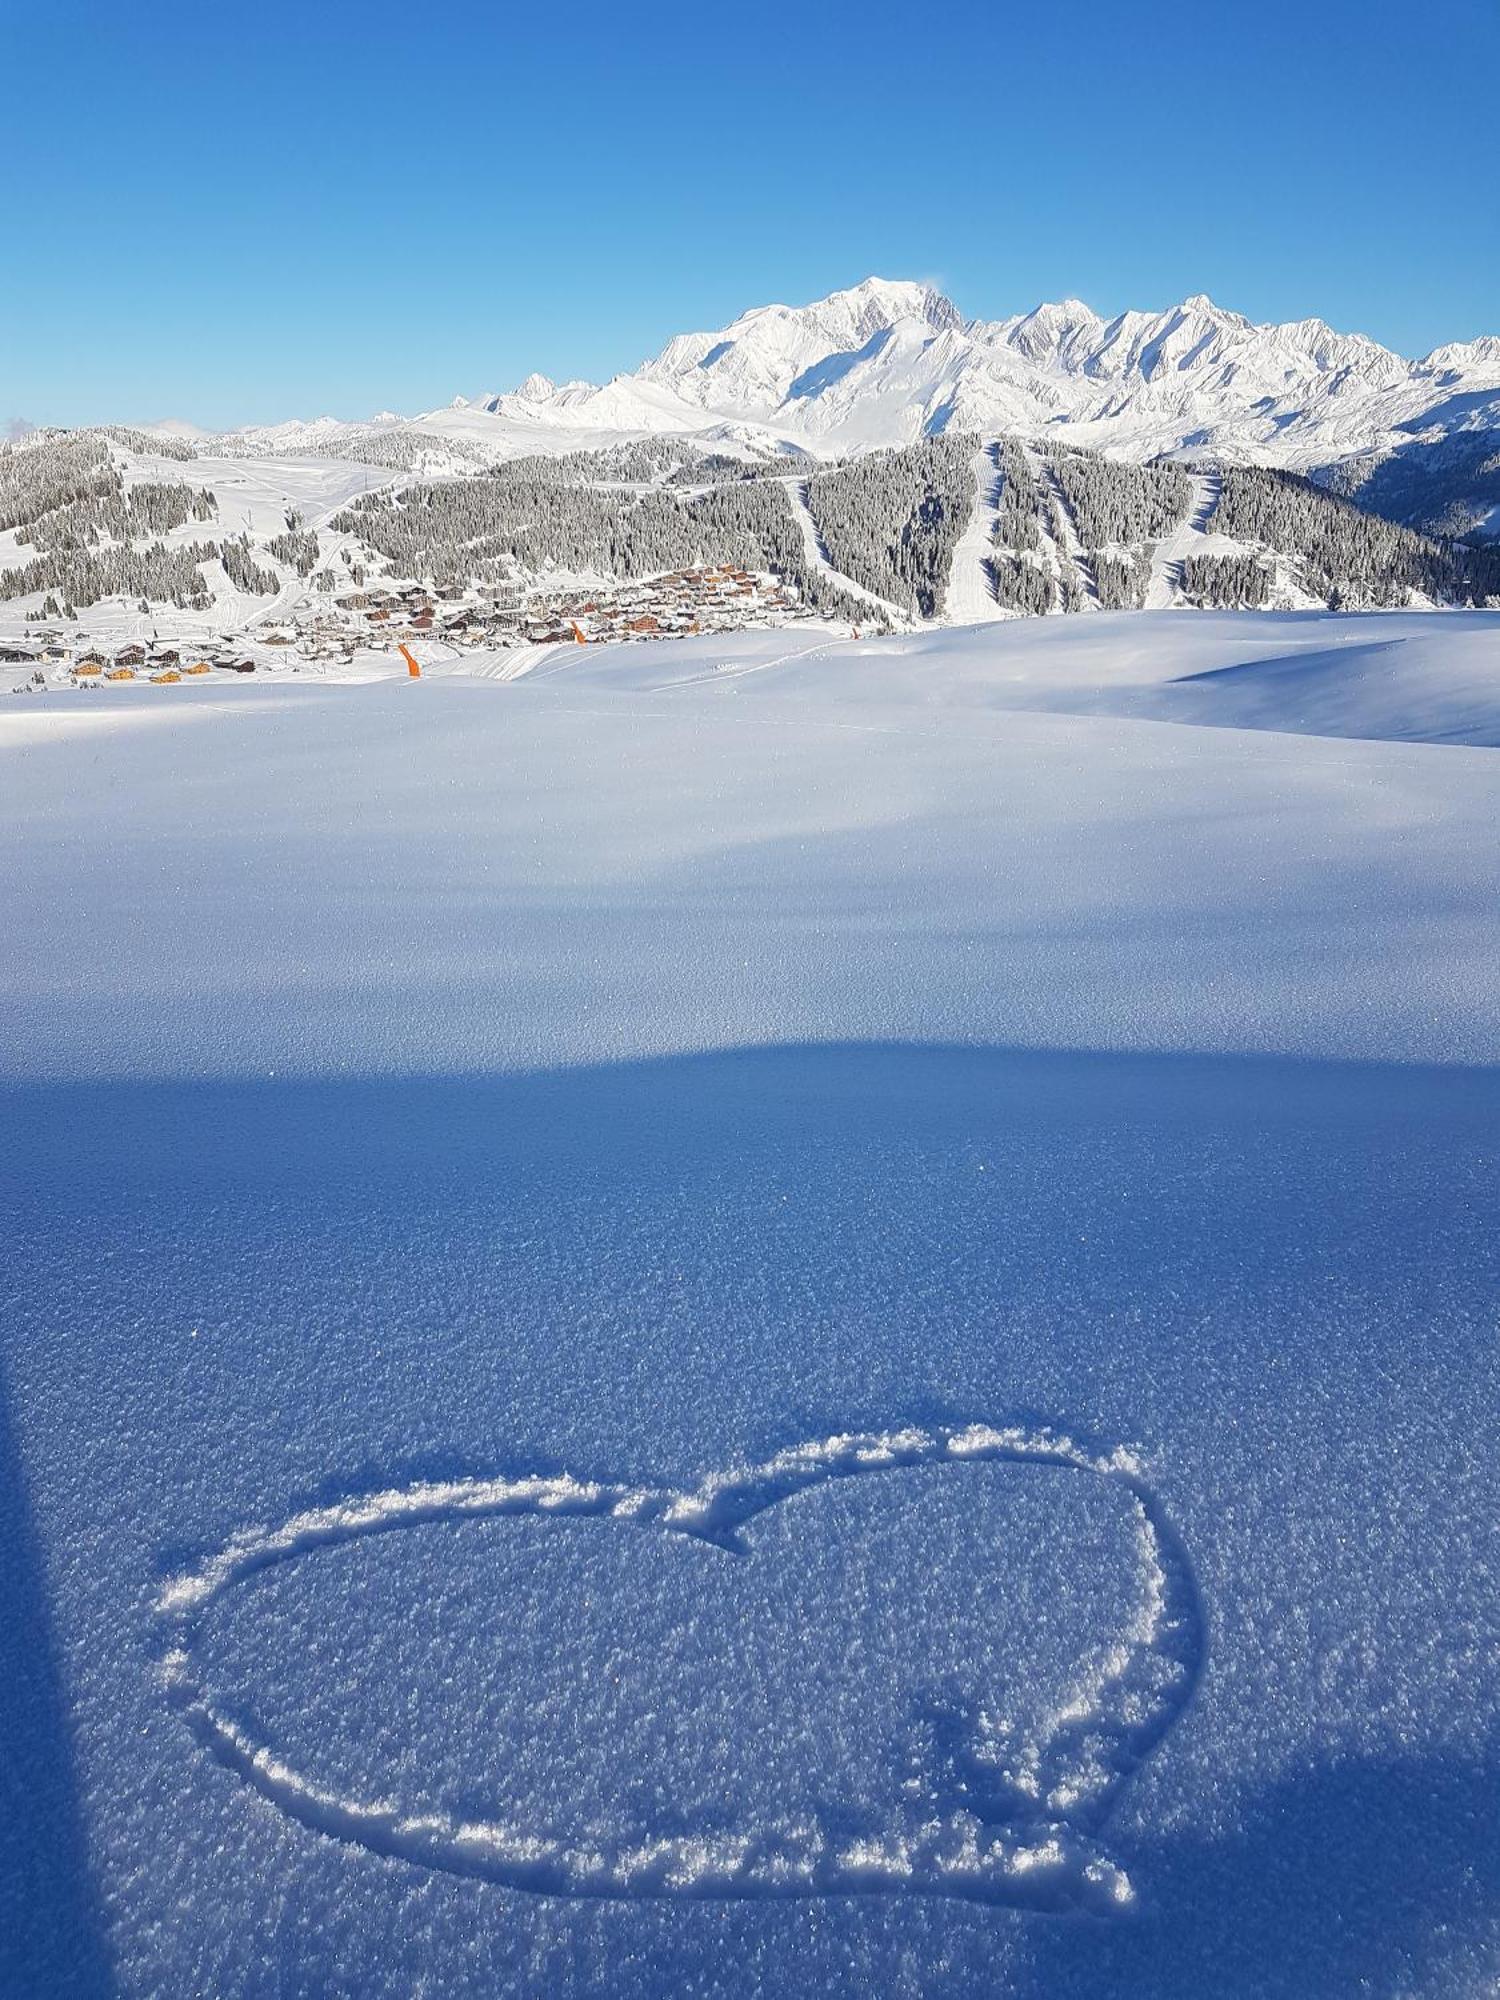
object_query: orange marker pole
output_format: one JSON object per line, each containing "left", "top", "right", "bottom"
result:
{"left": 399, "top": 643, "right": 422, "bottom": 678}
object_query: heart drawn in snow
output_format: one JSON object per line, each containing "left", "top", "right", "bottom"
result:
{"left": 156, "top": 1422, "right": 1202, "bottom": 1914}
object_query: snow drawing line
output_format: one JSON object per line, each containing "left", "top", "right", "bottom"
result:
{"left": 156, "top": 1422, "right": 1202, "bottom": 1914}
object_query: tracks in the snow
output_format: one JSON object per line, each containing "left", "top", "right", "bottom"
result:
{"left": 158, "top": 1421, "right": 1203, "bottom": 1913}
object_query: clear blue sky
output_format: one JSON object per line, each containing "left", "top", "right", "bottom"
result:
{"left": 4, "top": 0, "right": 1498, "bottom": 429}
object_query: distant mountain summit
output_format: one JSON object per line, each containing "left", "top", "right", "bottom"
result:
{"left": 446, "top": 278, "right": 1498, "bottom": 537}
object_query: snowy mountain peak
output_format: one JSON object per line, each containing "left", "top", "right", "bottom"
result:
{"left": 822, "top": 276, "right": 965, "bottom": 335}
{"left": 621, "top": 278, "right": 963, "bottom": 430}
{"left": 1422, "top": 335, "right": 1500, "bottom": 376}
{"left": 716, "top": 276, "right": 963, "bottom": 346}
{"left": 996, "top": 299, "right": 1107, "bottom": 366}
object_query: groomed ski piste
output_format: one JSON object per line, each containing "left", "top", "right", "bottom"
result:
{"left": 4, "top": 607, "right": 1500, "bottom": 1998}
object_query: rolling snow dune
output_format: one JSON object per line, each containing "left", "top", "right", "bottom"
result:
{"left": 6, "top": 615, "right": 1500, "bottom": 1081}
{"left": 633, "top": 611, "right": 1500, "bottom": 748}
{"left": 3, "top": 612, "right": 1500, "bottom": 1997}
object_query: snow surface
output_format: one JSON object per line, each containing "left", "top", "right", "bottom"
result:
{"left": 4, "top": 610, "right": 1500, "bottom": 1997}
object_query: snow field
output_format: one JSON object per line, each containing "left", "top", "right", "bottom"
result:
{"left": 3, "top": 609, "right": 1500, "bottom": 1996}
{"left": 6, "top": 612, "right": 1500, "bottom": 1088}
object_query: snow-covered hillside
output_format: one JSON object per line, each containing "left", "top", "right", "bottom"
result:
{"left": 5, "top": 612, "right": 1500, "bottom": 1996}
{"left": 4, "top": 425, "right": 1496, "bottom": 687}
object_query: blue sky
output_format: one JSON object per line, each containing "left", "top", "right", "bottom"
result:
{"left": 4, "top": 0, "right": 1498, "bottom": 429}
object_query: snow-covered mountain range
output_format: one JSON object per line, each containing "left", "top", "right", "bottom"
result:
{"left": 196, "top": 277, "right": 1499, "bottom": 539}
{"left": 447, "top": 279, "right": 1497, "bottom": 514}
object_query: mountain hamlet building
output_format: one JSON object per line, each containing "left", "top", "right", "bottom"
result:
{"left": 3, "top": 282, "right": 1499, "bottom": 688}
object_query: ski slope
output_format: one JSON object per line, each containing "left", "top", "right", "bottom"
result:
{"left": 4, "top": 611, "right": 1500, "bottom": 1998}
{"left": 1144, "top": 472, "right": 1222, "bottom": 609}
{"left": 780, "top": 475, "right": 912, "bottom": 624}
{"left": 942, "top": 441, "right": 1011, "bottom": 624}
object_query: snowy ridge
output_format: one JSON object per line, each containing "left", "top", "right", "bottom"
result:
{"left": 158, "top": 1422, "right": 1201, "bottom": 1913}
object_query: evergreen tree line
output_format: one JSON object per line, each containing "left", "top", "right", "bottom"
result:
{"left": 0, "top": 433, "right": 118, "bottom": 532}
{"left": 1090, "top": 548, "right": 1155, "bottom": 610}
{"left": 7, "top": 424, "right": 1494, "bottom": 624}
{"left": 994, "top": 443, "right": 1041, "bottom": 550}
{"left": 265, "top": 526, "right": 320, "bottom": 576}
{"left": 0, "top": 434, "right": 227, "bottom": 610}
{"left": 95, "top": 426, "right": 198, "bottom": 463}
{"left": 331, "top": 470, "right": 867, "bottom": 618}
{"left": 1211, "top": 465, "right": 1499, "bottom": 606}
{"left": 986, "top": 442, "right": 1191, "bottom": 615}
{"left": 0, "top": 539, "right": 217, "bottom": 610}
{"left": 0, "top": 436, "right": 209, "bottom": 608}
{"left": 664, "top": 451, "right": 816, "bottom": 487}
{"left": 988, "top": 554, "right": 1055, "bottom": 615}
{"left": 220, "top": 536, "right": 282, "bottom": 595}
{"left": 1178, "top": 554, "right": 1272, "bottom": 607}
{"left": 495, "top": 440, "right": 817, "bottom": 488}
{"left": 292, "top": 426, "right": 496, "bottom": 473}
{"left": 804, "top": 435, "right": 975, "bottom": 616}
{"left": 15, "top": 481, "right": 217, "bottom": 555}
{"left": 1055, "top": 545, "right": 1085, "bottom": 612}
{"left": 1051, "top": 448, "right": 1191, "bottom": 546}
{"left": 497, "top": 439, "right": 714, "bottom": 486}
